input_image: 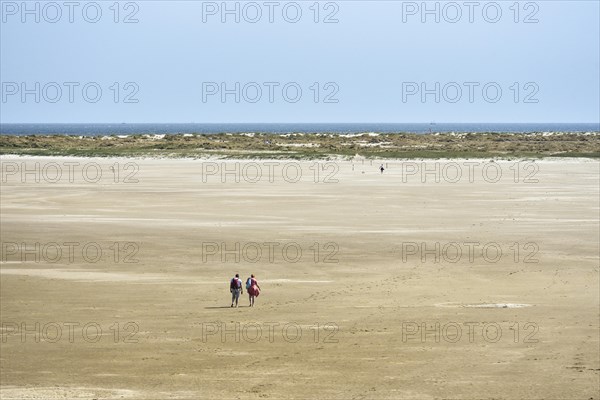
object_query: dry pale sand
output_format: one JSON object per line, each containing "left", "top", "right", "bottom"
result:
{"left": 0, "top": 156, "right": 598, "bottom": 399}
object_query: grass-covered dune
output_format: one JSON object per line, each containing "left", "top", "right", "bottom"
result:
{"left": 1, "top": 132, "right": 598, "bottom": 159}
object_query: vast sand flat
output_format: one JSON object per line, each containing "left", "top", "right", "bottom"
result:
{"left": 1, "top": 156, "right": 598, "bottom": 399}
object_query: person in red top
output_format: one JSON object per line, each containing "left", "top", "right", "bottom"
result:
{"left": 230, "top": 274, "right": 243, "bottom": 308}
{"left": 246, "top": 274, "right": 261, "bottom": 307}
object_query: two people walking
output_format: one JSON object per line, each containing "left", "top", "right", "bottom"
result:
{"left": 230, "top": 273, "right": 261, "bottom": 307}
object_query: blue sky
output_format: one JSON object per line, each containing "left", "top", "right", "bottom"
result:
{"left": 1, "top": 0, "right": 599, "bottom": 123}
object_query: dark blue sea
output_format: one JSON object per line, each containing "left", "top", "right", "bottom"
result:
{"left": 1, "top": 123, "right": 598, "bottom": 136}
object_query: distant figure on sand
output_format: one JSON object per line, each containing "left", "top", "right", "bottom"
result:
{"left": 380, "top": 164, "right": 385, "bottom": 174}
{"left": 230, "top": 274, "right": 243, "bottom": 307}
{"left": 246, "top": 274, "right": 261, "bottom": 307}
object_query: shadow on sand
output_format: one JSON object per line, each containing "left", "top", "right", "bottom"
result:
{"left": 204, "top": 306, "right": 249, "bottom": 309}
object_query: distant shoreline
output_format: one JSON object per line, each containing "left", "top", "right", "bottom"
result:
{"left": 1, "top": 132, "right": 598, "bottom": 160}
{"left": 2, "top": 122, "right": 599, "bottom": 136}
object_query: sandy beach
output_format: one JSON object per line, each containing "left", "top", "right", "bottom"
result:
{"left": 1, "top": 156, "right": 598, "bottom": 399}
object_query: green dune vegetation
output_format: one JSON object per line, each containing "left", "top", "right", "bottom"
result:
{"left": 1, "top": 132, "right": 598, "bottom": 159}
